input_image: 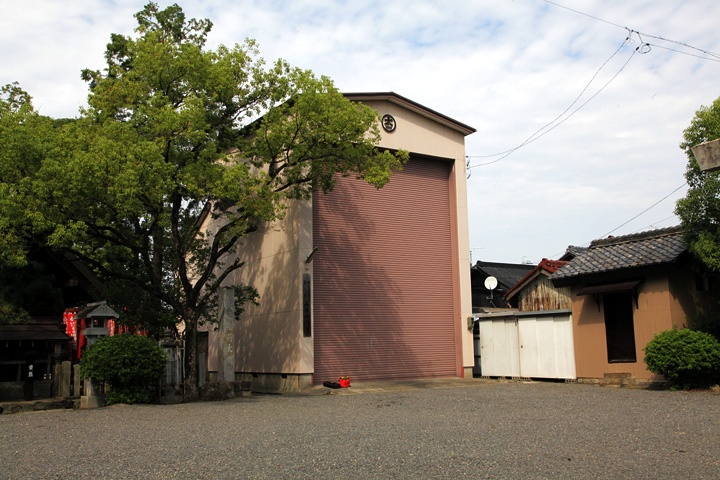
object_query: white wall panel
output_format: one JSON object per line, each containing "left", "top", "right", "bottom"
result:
{"left": 478, "top": 311, "right": 575, "bottom": 379}
{"left": 479, "top": 316, "right": 520, "bottom": 377}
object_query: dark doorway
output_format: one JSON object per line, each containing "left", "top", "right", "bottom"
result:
{"left": 603, "top": 292, "right": 636, "bottom": 363}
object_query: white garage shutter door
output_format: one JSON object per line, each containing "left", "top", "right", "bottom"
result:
{"left": 312, "top": 157, "right": 459, "bottom": 383}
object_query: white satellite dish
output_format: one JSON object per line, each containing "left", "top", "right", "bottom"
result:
{"left": 484, "top": 276, "right": 498, "bottom": 301}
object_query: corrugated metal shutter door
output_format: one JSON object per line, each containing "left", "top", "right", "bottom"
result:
{"left": 313, "top": 157, "right": 457, "bottom": 382}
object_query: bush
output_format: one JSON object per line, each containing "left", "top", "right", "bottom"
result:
{"left": 80, "top": 334, "right": 166, "bottom": 405}
{"left": 643, "top": 328, "right": 720, "bottom": 389}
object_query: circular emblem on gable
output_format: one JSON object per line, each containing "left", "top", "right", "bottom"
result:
{"left": 381, "top": 114, "right": 396, "bottom": 133}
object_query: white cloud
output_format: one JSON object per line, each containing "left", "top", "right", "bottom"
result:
{"left": 2, "top": 0, "right": 719, "bottom": 263}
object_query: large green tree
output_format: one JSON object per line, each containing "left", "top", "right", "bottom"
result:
{"left": 0, "top": 3, "right": 406, "bottom": 399}
{"left": 676, "top": 96, "right": 720, "bottom": 272}
{"left": 0, "top": 83, "right": 63, "bottom": 323}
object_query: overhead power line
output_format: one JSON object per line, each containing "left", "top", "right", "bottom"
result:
{"left": 541, "top": 0, "right": 627, "bottom": 30}
{"left": 546, "top": 183, "right": 688, "bottom": 259}
{"left": 469, "top": 36, "right": 631, "bottom": 162}
{"left": 468, "top": 34, "right": 638, "bottom": 169}
{"left": 595, "top": 182, "right": 688, "bottom": 239}
{"left": 644, "top": 43, "right": 720, "bottom": 63}
{"left": 466, "top": 2, "right": 720, "bottom": 172}
{"left": 635, "top": 215, "right": 678, "bottom": 233}
{"left": 542, "top": 0, "right": 720, "bottom": 61}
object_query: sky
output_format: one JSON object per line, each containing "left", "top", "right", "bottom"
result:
{"left": 2, "top": 0, "right": 719, "bottom": 265}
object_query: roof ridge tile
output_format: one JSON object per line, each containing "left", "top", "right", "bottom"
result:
{"left": 590, "top": 226, "right": 682, "bottom": 248}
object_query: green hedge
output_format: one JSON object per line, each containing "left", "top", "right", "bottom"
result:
{"left": 80, "top": 334, "right": 166, "bottom": 404}
{"left": 643, "top": 328, "right": 720, "bottom": 390}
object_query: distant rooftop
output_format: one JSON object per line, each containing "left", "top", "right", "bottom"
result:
{"left": 473, "top": 261, "right": 535, "bottom": 291}
{"left": 559, "top": 245, "right": 588, "bottom": 262}
{"left": 505, "top": 258, "right": 568, "bottom": 300}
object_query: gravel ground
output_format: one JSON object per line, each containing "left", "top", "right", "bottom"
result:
{"left": 1, "top": 381, "right": 719, "bottom": 479}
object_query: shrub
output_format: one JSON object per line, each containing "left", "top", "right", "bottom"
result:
{"left": 80, "top": 334, "right": 166, "bottom": 404}
{"left": 643, "top": 328, "right": 720, "bottom": 389}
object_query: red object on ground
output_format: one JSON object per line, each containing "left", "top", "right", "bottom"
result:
{"left": 339, "top": 377, "right": 350, "bottom": 388}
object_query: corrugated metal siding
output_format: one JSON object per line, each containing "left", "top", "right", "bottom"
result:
{"left": 313, "top": 157, "right": 457, "bottom": 382}
{"left": 518, "top": 277, "right": 572, "bottom": 312}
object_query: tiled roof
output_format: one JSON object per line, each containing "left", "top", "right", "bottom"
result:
{"left": 551, "top": 226, "right": 685, "bottom": 283}
{"left": 538, "top": 258, "right": 568, "bottom": 273}
{"left": 0, "top": 318, "right": 71, "bottom": 341}
{"left": 505, "top": 258, "right": 568, "bottom": 299}
{"left": 473, "top": 261, "right": 535, "bottom": 290}
{"left": 559, "top": 245, "right": 588, "bottom": 261}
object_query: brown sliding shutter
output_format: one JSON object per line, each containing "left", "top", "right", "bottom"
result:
{"left": 312, "top": 157, "right": 457, "bottom": 382}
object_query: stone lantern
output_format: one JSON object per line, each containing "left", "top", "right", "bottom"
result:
{"left": 158, "top": 327, "right": 183, "bottom": 403}
{"left": 76, "top": 301, "right": 119, "bottom": 408}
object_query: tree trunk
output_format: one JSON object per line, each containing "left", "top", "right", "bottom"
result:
{"left": 184, "top": 317, "right": 199, "bottom": 401}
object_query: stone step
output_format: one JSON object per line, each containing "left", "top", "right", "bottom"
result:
{"left": 0, "top": 397, "right": 79, "bottom": 415}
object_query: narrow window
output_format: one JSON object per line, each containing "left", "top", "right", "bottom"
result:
{"left": 303, "top": 274, "right": 312, "bottom": 337}
{"left": 695, "top": 273, "right": 710, "bottom": 292}
{"left": 603, "top": 292, "right": 636, "bottom": 363}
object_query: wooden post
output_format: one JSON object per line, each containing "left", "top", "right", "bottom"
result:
{"left": 73, "top": 364, "right": 82, "bottom": 397}
{"left": 60, "top": 361, "right": 71, "bottom": 397}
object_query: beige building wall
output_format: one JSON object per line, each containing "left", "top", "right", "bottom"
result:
{"left": 201, "top": 197, "right": 314, "bottom": 377}
{"left": 572, "top": 275, "right": 677, "bottom": 381}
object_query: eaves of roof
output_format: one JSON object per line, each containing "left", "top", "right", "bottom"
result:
{"left": 344, "top": 92, "right": 477, "bottom": 136}
{"left": 74, "top": 302, "right": 120, "bottom": 320}
{"left": 0, "top": 318, "right": 71, "bottom": 342}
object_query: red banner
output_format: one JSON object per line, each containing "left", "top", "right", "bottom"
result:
{"left": 63, "top": 308, "right": 147, "bottom": 361}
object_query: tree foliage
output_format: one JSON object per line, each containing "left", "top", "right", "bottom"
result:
{"left": 80, "top": 334, "right": 167, "bottom": 404}
{"left": 0, "top": 83, "right": 56, "bottom": 269}
{"left": 0, "top": 3, "right": 406, "bottom": 399}
{"left": 675, "top": 96, "right": 720, "bottom": 272}
{"left": 0, "top": 84, "right": 67, "bottom": 323}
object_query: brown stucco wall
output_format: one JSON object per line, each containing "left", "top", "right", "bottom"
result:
{"left": 668, "top": 262, "right": 719, "bottom": 332}
{"left": 572, "top": 274, "right": 676, "bottom": 381}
